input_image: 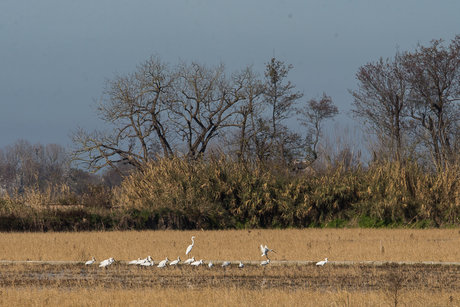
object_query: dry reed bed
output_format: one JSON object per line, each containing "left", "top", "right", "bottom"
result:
{"left": 2, "top": 287, "right": 459, "bottom": 307}
{"left": 1, "top": 229, "right": 460, "bottom": 262}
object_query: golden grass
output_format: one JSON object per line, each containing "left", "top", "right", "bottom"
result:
{"left": 0, "top": 287, "right": 459, "bottom": 307}
{"left": 1, "top": 229, "right": 460, "bottom": 262}
{"left": 2, "top": 229, "right": 460, "bottom": 306}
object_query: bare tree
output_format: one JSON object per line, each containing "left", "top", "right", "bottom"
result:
{"left": 351, "top": 55, "right": 410, "bottom": 162}
{"left": 72, "top": 56, "right": 252, "bottom": 171}
{"left": 403, "top": 36, "right": 460, "bottom": 170}
{"left": 136, "top": 56, "right": 176, "bottom": 158}
{"left": 297, "top": 93, "right": 338, "bottom": 163}
{"left": 263, "top": 58, "right": 303, "bottom": 163}
{"left": 351, "top": 36, "right": 460, "bottom": 169}
{"left": 228, "top": 66, "right": 265, "bottom": 163}
{"left": 72, "top": 56, "right": 176, "bottom": 173}
{"left": 168, "top": 62, "right": 246, "bottom": 159}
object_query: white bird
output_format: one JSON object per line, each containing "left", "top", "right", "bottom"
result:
{"left": 191, "top": 259, "right": 203, "bottom": 266}
{"left": 157, "top": 257, "right": 169, "bottom": 268}
{"left": 128, "top": 258, "right": 141, "bottom": 265}
{"left": 99, "top": 257, "right": 114, "bottom": 268}
{"left": 184, "top": 257, "right": 195, "bottom": 265}
{"left": 260, "top": 244, "right": 276, "bottom": 258}
{"left": 316, "top": 258, "right": 328, "bottom": 266}
{"left": 85, "top": 257, "right": 95, "bottom": 265}
{"left": 208, "top": 261, "right": 214, "bottom": 268}
{"left": 139, "top": 256, "right": 153, "bottom": 265}
{"left": 222, "top": 261, "right": 230, "bottom": 267}
{"left": 169, "top": 257, "right": 181, "bottom": 266}
{"left": 238, "top": 261, "right": 244, "bottom": 268}
{"left": 140, "top": 259, "right": 154, "bottom": 266}
{"left": 260, "top": 259, "right": 270, "bottom": 266}
{"left": 185, "top": 236, "right": 195, "bottom": 255}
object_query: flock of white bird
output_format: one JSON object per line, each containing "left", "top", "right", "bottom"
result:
{"left": 85, "top": 236, "right": 329, "bottom": 268}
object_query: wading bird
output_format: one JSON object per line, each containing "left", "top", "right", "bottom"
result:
{"left": 140, "top": 259, "right": 154, "bottom": 266}
{"left": 157, "top": 257, "right": 169, "bottom": 268}
{"left": 99, "top": 257, "right": 114, "bottom": 268}
{"left": 191, "top": 259, "right": 203, "bottom": 266}
{"left": 260, "top": 244, "right": 276, "bottom": 258}
{"left": 222, "top": 261, "right": 230, "bottom": 267}
{"left": 208, "top": 261, "right": 214, "bottom": 268}
{"left": 238, "top": 261, "right": 244, "bottom": 268}
{"left": 169, "top": 257, "right": 180, "bottom": 266}
{"left": 128, "top": 258, "right": 141, "bottom": 265}
{"left": 85, "top": 257, "right": 95, "bottom": 265}
{"left": 140, "top": 256, "right": 153, "bottom": 265}
{"left": 140, "top": 256, "right": 154, "bottom": 266}
{"left": 316, "top": 258, "right": 328, "bottom": 266}
{"left": 184, "top": 257, "right": 195, "bottom": 265}
{"left": 260, "top": 259, "right": 270, "bottom": 266}
{"left": 186, "top": 236, "right": 195, "bottom": 255}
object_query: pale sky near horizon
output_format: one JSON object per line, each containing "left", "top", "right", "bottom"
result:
{"left": 1, "top": 0, "right": 459, "bottom": 149}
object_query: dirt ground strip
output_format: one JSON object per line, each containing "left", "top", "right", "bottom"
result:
{"left": 0, "top": 262, "right": 459, "bottom": 291}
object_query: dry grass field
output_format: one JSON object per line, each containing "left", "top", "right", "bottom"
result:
{"left": 1, "top": 229, "right": 460, "bottom": 306}
{"left": 1, "top": 262, "right": 460, "bottom": 306}
{"left": 1, "top": 228, "right": 459, "bottom": 262}
{"left": 1, "top": 287, "right": 459, "bottom": 307}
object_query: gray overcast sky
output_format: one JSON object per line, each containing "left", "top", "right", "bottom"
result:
{"left": 1, "top": 0, "right": 459, "bottom": 148}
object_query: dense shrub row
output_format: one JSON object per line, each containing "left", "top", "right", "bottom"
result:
{"left": 0, "top": 157, "right": 458, "bottom": 231}
{"left": 113, "top": 157, "right": 459, "bottom": 229}
{"left": 0, "top": 204, "right": 200, "bottom": 232}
